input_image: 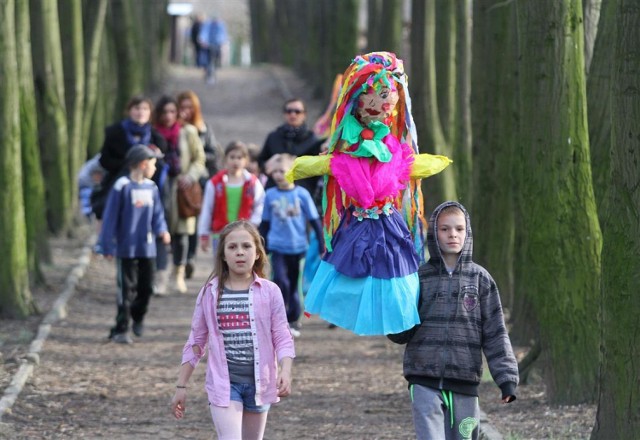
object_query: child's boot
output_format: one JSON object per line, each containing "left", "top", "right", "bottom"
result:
{"left": 174, "top": 265, "right": 188, "bottom": 294}
{"left": 154, "top": 269, "right": 169, "bottom": 296}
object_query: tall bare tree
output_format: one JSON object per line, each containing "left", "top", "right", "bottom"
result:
{"left": 366, "top": 0, "right": 383, "bottom": 51}
{"left": 516, "top": 0, "right": 602, "bottom": 403}
{"left": 451, "top": 0, "right": 472, "bottom": 208}
{"left": 30, "top": 0, "right": 71, "bottom": 235}
{"left": 15, "top": 0, "right": 50, "bottom": 280}
{"left": 109, "top": 0, "right": 145, "bottom": 113}
{"left": 583, "top": 0, "right": 602, "bottom": 73}
{"left": 591, "top": 0, "right": 640, "bottom": 436}
{"left": 380, "top": 0, "right": 403, "bottom": 56}
{"left": 411, "top": 0, "right": 457, "bottom": 214}
{"left": 59, "top": 0, "right": 86, "bottom": 215}
{"left": 586, "top": 0, "right": 615, "bottom": 218}
{"left": 471, "top": 0, "right": 519, "bottom": 316}
{"left": 0, "top": 0, "right": 36, "bottom": 318}
{"left": 80, "top": 0, "right": 108, "bottom": 156}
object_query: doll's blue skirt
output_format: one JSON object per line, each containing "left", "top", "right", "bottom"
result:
{"left": 304, "top": 207, "right": 420, "bottom": 335}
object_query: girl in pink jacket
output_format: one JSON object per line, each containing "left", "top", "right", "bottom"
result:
{"left": 171, "top": 221, "right": 295, "bottom": 440}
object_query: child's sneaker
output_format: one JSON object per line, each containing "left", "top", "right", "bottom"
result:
{"left": 289, "top": 322, "right": 302, "bottom": 338}
{"left": 132, "top": 322, "right": 144, "bottom": 337}
{"left": 112, "top": 332, "right": 133, "bottom": 344}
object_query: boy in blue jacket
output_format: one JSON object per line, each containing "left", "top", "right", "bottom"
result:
{"left": 98, "top": 145, "right": 171, "bottom": 344}
{"left": 388, "top": 201, "right": 518, "bottom": 440}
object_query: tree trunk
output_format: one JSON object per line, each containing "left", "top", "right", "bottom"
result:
{"left": 109, "top": 0, "right": 144, "bottom": 113}
{"left": 515, "top": 0, "right": 602, "bottom": 403}
{"left": 367, "top": 0, "right": 383, "bottom": 52}
{"left": 435, "top": 0, "right": 456, "bottom": 143}
{"left": 80, "top": 0, "right": 108, "bottom": 156}
{"left": 328, "top": 0, "right": 359, "bottom": 92}
{"left": 586, "top": 0, "right": 615, "bottom": 219}
{"left": 249, "top": 0, "right": 271, "bottom": 63}
{"left": 582, "top": 0, "right": 602, "bottom": 74}
{"left": 15, "top": 0, "right": 51, "bottom": 278}
{"left": 0, "top": 0, "right": 36, "bottom": 318}
{"left": 380, "top": 0, "right": 403, "bottom": 56}
{"left": 591, "top": 0, "right": 640, "bottom": 436}
{"left": 59, "top": 0, "right": 85, "bottom": 215}
{"left": 470, "top": 0, "right": 519, "bottom": 315}
{"left": 30, "top": 0, "right": 71, "bottom": 235}
{"left": 451, "top": 0, "right": 472, "bottom": 208}
{"left": 411, "top": 0, "right": 456, "bottom": 216}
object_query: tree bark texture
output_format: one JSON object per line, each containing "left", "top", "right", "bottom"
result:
{"left": 109, "top": 0, "right": 144, "bottom": 114}
{"left": 0, "top": 0, "right": 35, "bottom": 318}
{"left": 586, "top": 0, "right": 615, "bottom": 219}
{"left": 80, "top": 0, "right": 108, "bottom": 157}
{"left": 470, "top": 0, "right": 519, "bottom": 315}
{"left": 30, "top": 0, "right": 71, "bottom": 235}
{"left": 582, "top": 0, "right": 602, "bottom": 73}
{"left": 591, "top": 0, "right": 640, "bottom": 436}
{"left": 15, "top": 0, "right": 50, "bottom": 277}
{"left": 411, "top": 0, "right": 457, "bottom": 216}
{"left": 516, "top": 0, "right": 602, "bottom": 403}
{"left": 380, "top": 0, "right": 403, "bottom": 57}
{"left": 249, "top": 0, "right": 271, "bottom": 63}
{"left": 452, "top": 0, "right": 473, "bottom": 208}
{"left": 58, "top": 0, "right": 85, "bottom": 213}
{"left": 367, "top": 0, "right": 383, "bottom": 52}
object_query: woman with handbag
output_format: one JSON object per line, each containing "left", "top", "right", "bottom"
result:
{"left": 177, "top": 90, "right": 223, "bottom": 280}
{"left": 153, "top": 96, "right": 207, "bottom": 294}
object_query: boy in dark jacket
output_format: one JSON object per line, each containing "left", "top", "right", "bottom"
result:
{"left": 388, "top": 201, "right": 518, "bottom": 440}
{"left": 97, "top": 145, "right": 171, "bottom": 344}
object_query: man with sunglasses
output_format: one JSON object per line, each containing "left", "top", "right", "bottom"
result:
{"left": 258, "top": 98, "right": 324, "bottom": 197}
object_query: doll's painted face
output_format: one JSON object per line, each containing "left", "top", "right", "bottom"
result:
{"left": 355, "top": 85, "right": 399, "bottom": 125}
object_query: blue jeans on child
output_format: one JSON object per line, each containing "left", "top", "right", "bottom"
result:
{"left": 229, "top": 382, "right": 270, "bottom": 413}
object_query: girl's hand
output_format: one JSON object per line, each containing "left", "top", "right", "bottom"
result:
{"left": 171, "top": 389, "right": 187, "bottom": 419}
{"left": 276, "top": 370, "right": 292, "bottom": 397}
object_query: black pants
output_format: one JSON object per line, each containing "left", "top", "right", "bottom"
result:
{"left": 113, "top": 257, "right": 155, "bottom": 334}
{"left": 187, "top": 233, "right": 197, "bottom": 262}
{"left": 171, "top": 233, "right": 189, "bottom": 266}
{"left": 271, "top": 251, "right": 304, "bottom": 323}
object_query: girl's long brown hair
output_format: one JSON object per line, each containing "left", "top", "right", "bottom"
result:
{"left": 206, "top": 221, "right": 270, "bottom": 304}
{"left": 177, "top": 90, "right": 206, "bottom": 132}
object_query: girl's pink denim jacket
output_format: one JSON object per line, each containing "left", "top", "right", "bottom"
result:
{"left": 181, "top": 275, "right": 295, "bottom": 407}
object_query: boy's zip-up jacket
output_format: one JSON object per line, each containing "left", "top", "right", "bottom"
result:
{"left": 388, "top": 201, "right": 519, "bottom": 400}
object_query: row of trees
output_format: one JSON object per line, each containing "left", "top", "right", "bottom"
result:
{"left": 249, "top": 0, "right": 639, "bottom": 436}
{"left": 0, "top": 0, "right": 168, "bottom": 317}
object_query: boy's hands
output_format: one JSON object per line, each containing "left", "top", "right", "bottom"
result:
{"left": 159, "top": 231, "right": 171, "bottom": 245}
{"left": 502, "top": 395, "right": 515, "bottom": 403}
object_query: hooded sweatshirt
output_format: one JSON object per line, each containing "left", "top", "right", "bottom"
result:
{"left": 388, "top": 201, "right": 519, "bottom": 399}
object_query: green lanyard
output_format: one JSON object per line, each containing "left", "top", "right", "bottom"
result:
{"left": 441, "top": 389, "right": 454, "bottom": 429}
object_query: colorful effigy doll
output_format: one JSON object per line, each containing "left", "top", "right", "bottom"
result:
{"left": 286, "top": 52, "right": 452, "bottom": 335}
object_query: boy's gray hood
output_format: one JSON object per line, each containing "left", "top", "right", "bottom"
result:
{"left": 426, "top": 201, "right": 473, "bottom": 270}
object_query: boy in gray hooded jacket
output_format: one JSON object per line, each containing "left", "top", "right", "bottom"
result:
{"left": 388, "top": 201, "right": 518, "bottom": 440}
